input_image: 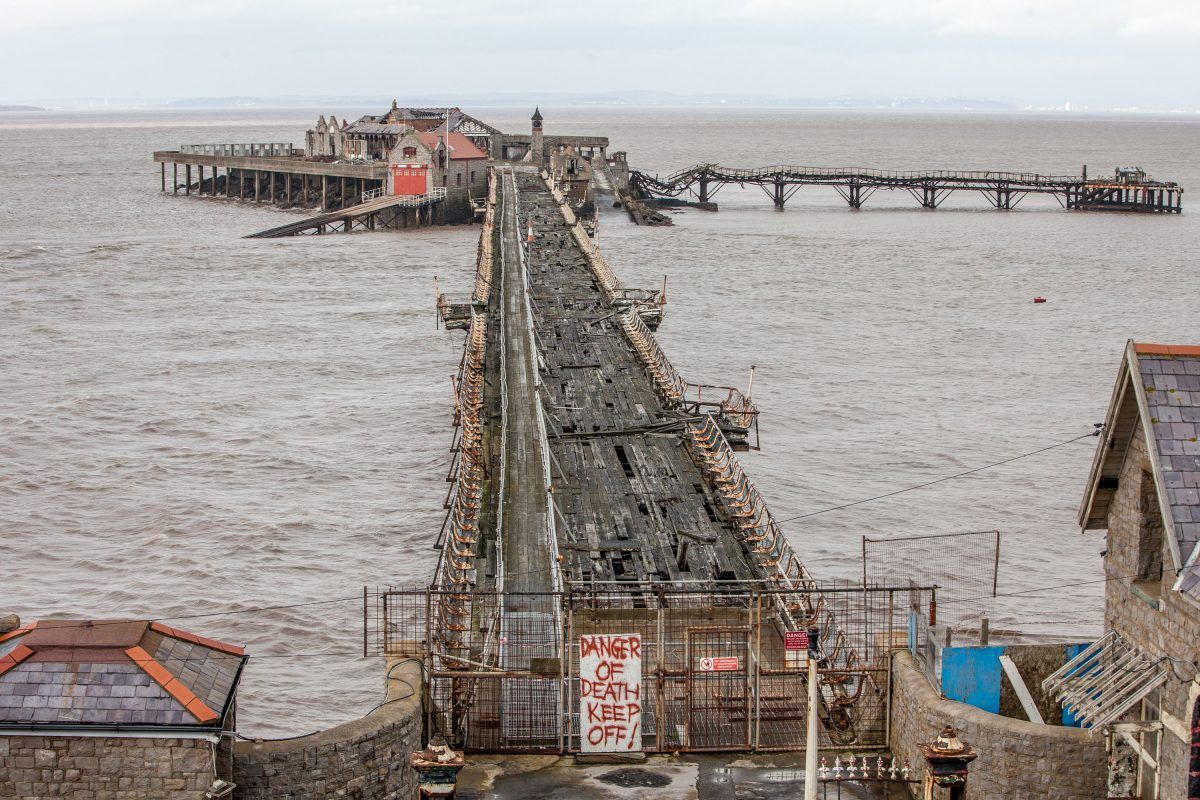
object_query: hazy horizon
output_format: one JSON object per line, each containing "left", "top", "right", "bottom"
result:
{"left": 4, "top": 1, "right": 1200, "bottom": 112}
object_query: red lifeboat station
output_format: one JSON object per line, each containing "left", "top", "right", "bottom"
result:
{"left": 390, "top": 163, "right": 428, "bottom": 196}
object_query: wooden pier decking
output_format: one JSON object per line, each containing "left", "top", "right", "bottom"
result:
{"left": 488, "top": 167, "right": 761, "bottom": 588}
{"left": 423, "top": 167, "right": 894, "bottom": 753}
{"left": 154, "top": 149, "right": 388, "bottom": 212}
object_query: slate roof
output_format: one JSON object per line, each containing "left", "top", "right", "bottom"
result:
{"left": 346, "top": 122, "right": 409, "bottom": 136}
{"left": 1080, "top": 341, "right": 1200, "bottom": 601}
{"left": 417, "top": 132, "right": 487, "bottom": 160}
{"left": 0, "top": 620, "right": 246, "bottom": 730}
{"left": 355, "top": 106, "right": 501, "bottom": 135}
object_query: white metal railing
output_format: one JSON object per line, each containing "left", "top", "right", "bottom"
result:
{"left": 179, "top": 143, "right": 294, "bottom": 157}
{"left": 361, "top": 187, "right": 386, "bottom": 203}
{"left": 387, "top": 188, "right": 449, "bottom": 208}
{"left": 1042, "top": 629, "right": 1170, "bottom": 731}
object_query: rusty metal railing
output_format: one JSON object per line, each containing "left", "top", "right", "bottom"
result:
{"left": 473, "top": 169, "right": 498, "bottom": 304}
{"left": 432, "top": 310, "right": 488, "bottom": 664}
{"left": 685, "top": 415, "right": 878, "bottom": 743}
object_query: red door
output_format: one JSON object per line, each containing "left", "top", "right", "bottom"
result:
{"left": 391, "top": 164, "right": 428, "bottom": 196}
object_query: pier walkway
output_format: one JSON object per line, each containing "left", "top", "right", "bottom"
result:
{"left": 632, "top": 163, "right": 1183, "bottom": 212}
{"left": 489, "top": 165, "right": 758, "bottom": 587}
{"left": 383, "top": 166, "right": 925, "bottom": 756}
{"left": 495, "top": 168, "right": 557, "bottom": 596}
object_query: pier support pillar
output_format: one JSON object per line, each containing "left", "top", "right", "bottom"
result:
{"left": 773, "top": 178, "right": 786, "bottom": 210}
{"left": 185, "top": 165, "right": 191, "bottom": 195}
{"left": 698, "top": 178, "right": 709, "bottom": 204}
{"left": 227, "top": 169, "right": 233, "bottom": 199}
{"left": 198, "top": 165, "right": 205, "bottom": 196}
{"left": 173, "top": 163, "right": 178, "bottom": 194}
{"left": 284, "top": 173, "right": 291, "bottom": 206}
{"left": 254, "top": 171, "right": 261, "bottom": 203}
{"left": 160, "top": 163, "right": 166, "bottom": 193}
{"left": 321, "top": 175, "right": 328, "bottom": 211}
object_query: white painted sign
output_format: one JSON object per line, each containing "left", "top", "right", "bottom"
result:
{"left": 579, "top": 633, "right": 642, "bottom": 753}
{"left": 698, "top": 656, "right": 740, "bottom": 672}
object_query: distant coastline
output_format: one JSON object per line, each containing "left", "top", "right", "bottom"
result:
{"left": 0, "top": 105, "right": 46, "bottom": 112}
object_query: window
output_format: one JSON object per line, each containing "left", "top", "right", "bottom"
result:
{"left": 403, "top": 146, "right": 417, "bottom": 157}
{"left": 456, "top": 173, "right": 461, "bottom": 186}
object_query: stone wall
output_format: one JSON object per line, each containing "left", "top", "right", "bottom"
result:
{"left": 996, "top": 643, "right": 1078, "bottom": 724}
{"left": 1102, "top": 418, "right": 1200, "bottom": 800}
{"left": 0, "top": 734, "right": 213, "bottom": 799}
{"left": 231, "top": 659, "right": 424, "bottom": 800}
{"left": 890, "top": 651, "right": 1107, "bottom": 799}
{"left": 442, "top": 187, "right": 473, "bottom": 224}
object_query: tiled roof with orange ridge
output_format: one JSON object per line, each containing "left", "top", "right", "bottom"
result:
{"left": 149, "top": 621, "right": 245, "bottom": 656}
{"left": 0, "top": 622, "right": 37, "bottom": 646}
{"left": 124, "top": 646, "right": 219, "bottom": 724}
{"left": 0, "top": 619, "right": 246, "bottom": 728}
{"left": 0, "top": 645, "right": 34, "bottom": 677}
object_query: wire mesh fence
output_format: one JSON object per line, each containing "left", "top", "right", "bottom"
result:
{"left": 369, "top": 582, "right": 936, "bottom": 754}
{"left": 863, "top": 530, "right": 999, "bottom": 631}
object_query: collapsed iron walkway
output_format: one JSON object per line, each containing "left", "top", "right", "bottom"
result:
{"left": 631, "top": 163, "right": 1183, "bottom": 212}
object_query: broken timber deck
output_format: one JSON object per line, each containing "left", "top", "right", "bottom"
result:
{"left": 482, "top": 167, "right": 759, "bottom": 589}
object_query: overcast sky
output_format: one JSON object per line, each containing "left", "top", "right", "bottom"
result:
{"left": 4, "top": 0, "right": 1200, "bottom": 109}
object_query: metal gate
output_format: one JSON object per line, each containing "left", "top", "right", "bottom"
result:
{"left": 370, "top": 583, "right": 937, "bottom": 754}
{"left": 686, "top": 627, "right": 750, "bottom": 749}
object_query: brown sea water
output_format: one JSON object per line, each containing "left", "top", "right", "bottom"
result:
{"left": 2, "top": 108, "right": 1198, "bottom": 736}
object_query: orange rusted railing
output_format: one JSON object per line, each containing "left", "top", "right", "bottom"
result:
{"left": 684, "top": 414, "right": 866, "bottom": 738}
{"left": 434, "top": 310, "right": 488, "bottom": 661}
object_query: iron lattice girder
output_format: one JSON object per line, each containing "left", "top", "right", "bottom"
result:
{"left": 629, "top": 164, "right": 1179, "bottom": 212}
{"left": 632, "top": 165, "right": 1088, "bottom": 197}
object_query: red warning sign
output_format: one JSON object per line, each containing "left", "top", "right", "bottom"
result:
{"left": 784, "top": 630, "right": 809, "bottom": 651}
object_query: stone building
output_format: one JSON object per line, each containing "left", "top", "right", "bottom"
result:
{"left": 304, "top": 114, "right": 349, "bottom": 159}
{"left": 0, "top": 618, "right": 247, "bottom": 799}
{"left": 548, "top": 143, "right": 594, "bottom": 208}
{"left": 412, "top": 132, "right": 488, "bottom": 194}
{"left": 529, "top": 107, "right": 544, "bottom": 164}
{"left": 1072, "top": 340, "right": 1200, "bottom": 799}
{"left": 304, "top": 102, "right": 500, "bottom": 161}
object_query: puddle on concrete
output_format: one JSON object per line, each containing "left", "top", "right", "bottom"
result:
{"left": 596, "top": 768, "right": 674, "bottom": 788}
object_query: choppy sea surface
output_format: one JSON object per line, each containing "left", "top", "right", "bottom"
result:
{"left": 2, "top": 107, "right": 1198, "bottom": 735}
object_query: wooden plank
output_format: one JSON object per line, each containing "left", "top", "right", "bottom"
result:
{"left": 998, "top": 654, "right": 1046, "bottom": 724}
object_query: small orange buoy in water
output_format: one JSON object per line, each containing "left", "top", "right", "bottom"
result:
{"left": 1033, "top": 297, "right": 1047, "bottom": 303}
